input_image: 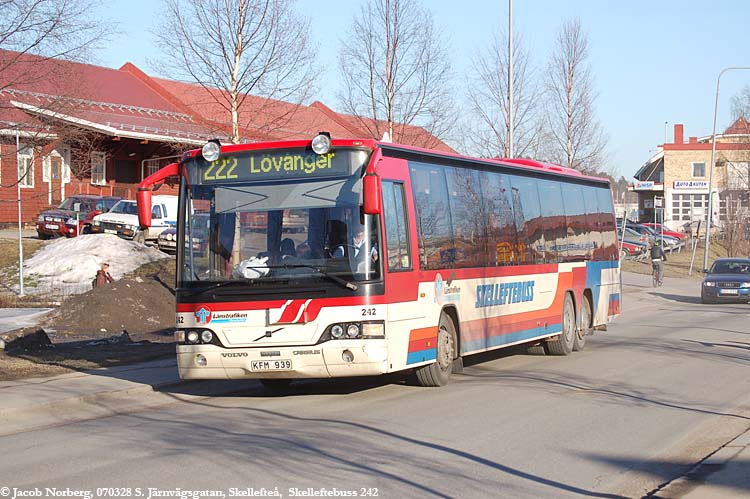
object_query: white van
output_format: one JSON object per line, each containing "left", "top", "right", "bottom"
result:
{"left": 92, "top": 195, "right": 178, "bottom": 243}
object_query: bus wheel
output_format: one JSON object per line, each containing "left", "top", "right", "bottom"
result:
{"left": 260, "top": 379, "right": 293, "bottom": 391}
{"left": 416, "top": 314, "right": 457, "bottom": 387}
{"left": 574, "top": 296, "right": 592, "bottom": 352}
{"left": 546, "top": 293, "right": 575, "bottom": 356}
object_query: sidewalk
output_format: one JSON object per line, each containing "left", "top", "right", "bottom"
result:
{"left": 0, "top": 358, "right": 254, "bottom": 436}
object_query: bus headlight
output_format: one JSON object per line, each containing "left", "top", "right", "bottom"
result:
{"left": 311, "top": 133, "right": 331, "bottom": 155}
{"left": 331, "top": 324, "right": 344, "bottom": 339}
{"left": 186, "top": 330, "right": 200, "bottom": 344}
{"left": 201, "top": 331, "right": 214, "bottom": 343}
{"left": 346, "top": 324, "right": 360, "bottom": 338}
{"left": 202, "top": 140, "right": 221, "bottom": 162}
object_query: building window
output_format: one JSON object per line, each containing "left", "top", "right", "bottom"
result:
{"left": 692, "top": 162, "right": 706, "bottom": 178}
{"left": 18, "top": 145, "right": 34, "bottom": 188}
{"left": 143, "top": 158, "right": 161, "bottom": 179}
{"left": 91, "top": 151, "right": 106, "bottom": 185}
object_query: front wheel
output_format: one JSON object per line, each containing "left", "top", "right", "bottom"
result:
{"left": 416, "top": 314, "right": 457, "bottom": 387}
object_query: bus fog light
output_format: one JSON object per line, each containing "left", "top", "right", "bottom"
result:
{"left": 362, "top": 323, "right": 384, "bottom": 338}
{"left": 342, "top": 350, "right": 354, "bottom": 363}
{"left": 201, "top": 331, "right": 214, "bottom": 343}
{"left": 195, "top": 354, "right": 207, "bottom": 367}
{"left": 346, "top": 324, "right": 360, "bottom": 338}
{"left": 186, "top": 330, "right": 200, "bottom": 344}
{"left": 331, "top": 324, "right": 344, "bottom": 339}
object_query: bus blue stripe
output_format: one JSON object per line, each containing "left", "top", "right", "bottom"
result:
{"left": 406, "top": 348, "right": 437, "bottom": 365}
{"left": 462, "top": 324, "right": 562, "bottom": 354}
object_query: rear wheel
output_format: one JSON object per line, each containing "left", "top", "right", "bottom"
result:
{"left": 573, "top": 297, "right": 592, "bottom": 352}
{"left": 416, "top": 313, "right": 457, "bottom": 387}
{"left": 546, "top": 293, "right": 575, "bottom": 356}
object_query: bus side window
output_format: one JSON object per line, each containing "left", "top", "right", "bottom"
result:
{"left": 382, "top": 181, "right": 411, "bottom": 271}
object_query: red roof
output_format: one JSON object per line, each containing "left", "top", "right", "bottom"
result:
{"left": 725, "top": 117, "right": 750, "bottom": 135}
{"left": 0, "top": 49, "right": 453, "bottom": 151}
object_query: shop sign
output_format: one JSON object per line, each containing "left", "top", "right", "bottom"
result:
{"left": 674, "top": 180, "right": 708, "bottom": 189}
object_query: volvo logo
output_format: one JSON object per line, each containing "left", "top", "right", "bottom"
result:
{"left": 221, "top": 352, "right": 248, "bottom": 358}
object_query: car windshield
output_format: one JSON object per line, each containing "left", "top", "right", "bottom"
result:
{"left": 58, "top": 198, "right": 85, "bottom": 211}
{"left": 109, "top": 201, "right": 138, "bottom": 215}
{"left": 709, "top": 261, "right": 750, "bottom": 275}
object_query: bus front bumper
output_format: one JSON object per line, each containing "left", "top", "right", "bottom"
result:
{"left": 176, "top": 341, "right": 389, "bottom": 380}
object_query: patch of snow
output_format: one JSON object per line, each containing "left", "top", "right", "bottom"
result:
{"left": 22, "top": 234, "right": 170, "bottom": 295}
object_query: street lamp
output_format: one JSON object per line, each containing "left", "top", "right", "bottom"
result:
{"left": 703, "top": 66, "right": 750, "bottom": 272}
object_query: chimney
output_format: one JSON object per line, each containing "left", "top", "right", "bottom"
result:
{"left": 689, "top": 136, "right": 697, "bottom": 144}
{"left": 674, "top": 124, "right": 684, "bottom": 144}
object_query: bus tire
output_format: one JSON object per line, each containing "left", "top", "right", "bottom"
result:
{"left": 260, "top": 379, "right": 293, "bottom": 391}
{"left": 574, "top": 296, "right": 592, "bottom": 352}
{"left": 546, "top": 293, "right": 575, "bottom": 356}
{"left": 416, "top": 314, "right": 457, "bottom": 387}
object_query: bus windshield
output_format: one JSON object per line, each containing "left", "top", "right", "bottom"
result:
{"left": 179, "top": 148, "right": 381, "bottom": 287}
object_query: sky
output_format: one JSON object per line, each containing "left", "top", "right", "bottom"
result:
{"left": 91, "top": 0, "right": 750, "bottom": 179}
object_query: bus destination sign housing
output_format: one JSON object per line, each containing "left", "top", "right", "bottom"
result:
{"left": 194, "top": 149, "right": 368, "bottom": 184}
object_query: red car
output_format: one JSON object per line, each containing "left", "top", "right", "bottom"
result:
{"left": 620, "top": 240, "right": 646, "bottom": 259}
{"left": 641, "top": 223, "right": 686, "bottom": 240}
{"left": 36, "top": 195, "right": 121, "bottom": 239}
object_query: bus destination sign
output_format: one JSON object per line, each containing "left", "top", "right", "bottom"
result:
{"left": 197, "top": 150, "right": 357, "bottom": 184}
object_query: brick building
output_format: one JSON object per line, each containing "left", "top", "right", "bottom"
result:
{"left": 633, "top": 121, "right": 750, "bottom": 231}
{"left": 0, "top": 50, "right": 452, "bottom": 226}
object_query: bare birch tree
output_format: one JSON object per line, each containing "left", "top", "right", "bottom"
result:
{"left": 337, "top": 0, "right": 456, "bottom": 147}
{"left": 0, "top": 0, "right": 108, "bottom": 188}
{"left": 465, "top": 30, "right": 540, "bottom": 159}
{"left": 730, "top": 84, "right": 750, "bottom": 122}
{"left": 543, "top": 19, "right": 606, "bottom": 173}
{"left": 155, "top": 0, "right": 317, "bottom": 144}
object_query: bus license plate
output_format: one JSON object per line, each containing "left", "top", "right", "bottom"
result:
{"left": 720, "top": 289, "right": 738, "bottom": 295}
{"left": 251, "top": 359, "right": 292, "bottom": 371}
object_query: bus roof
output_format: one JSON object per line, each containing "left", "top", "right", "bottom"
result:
{"left": 182, "top": 137, "right": 610, "bottom": 184}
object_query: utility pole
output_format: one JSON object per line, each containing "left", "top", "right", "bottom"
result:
{"left": 507, "top": 0, "right": 514, "bottom": 158}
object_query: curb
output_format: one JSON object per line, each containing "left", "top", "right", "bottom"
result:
{"left": 646, "top": 427, "right": 750, "bottom": 498}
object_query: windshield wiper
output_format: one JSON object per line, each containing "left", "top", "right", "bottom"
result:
{"left": 268, "top": 263, "right": 358, "bottom": 291}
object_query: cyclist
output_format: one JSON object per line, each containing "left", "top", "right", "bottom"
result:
{"left": 650, "top": 242, "right": 667, "bottom": 286}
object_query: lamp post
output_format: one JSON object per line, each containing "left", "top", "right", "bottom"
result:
{"left": 507, "top": 0, "right": 514, "bottom": 158}
{"left": 703, "top": 66, "right": 750, "bottom": 272}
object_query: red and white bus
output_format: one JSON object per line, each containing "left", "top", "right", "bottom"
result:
{"left": 138, "top": 135, "right": 621, "bottom": 388}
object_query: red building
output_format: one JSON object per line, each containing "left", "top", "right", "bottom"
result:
{"left": 0, "top": 50, "right": 452, "bottom": 225}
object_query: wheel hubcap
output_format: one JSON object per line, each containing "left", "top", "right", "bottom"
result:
{"left": 437, "top": 328, "right": 452, "bottom": 370}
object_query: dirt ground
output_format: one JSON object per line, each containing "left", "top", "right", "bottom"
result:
{"left": 621, "top": 238, "right": 738, "bottom": 280}
{"left": 0, "top": 258, "right": 178, "bottom": 381}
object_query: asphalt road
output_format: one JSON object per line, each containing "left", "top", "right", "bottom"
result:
{"left": 0, "top": 280, "right": 748, "bottom": 499}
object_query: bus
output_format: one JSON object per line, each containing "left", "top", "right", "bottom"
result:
{"left": 137, "top": 134, "right": 621, "bottom": 388}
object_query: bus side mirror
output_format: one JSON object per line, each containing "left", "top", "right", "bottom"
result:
{"left": 137, "top": 189, "right": 153, "bottom": 227}
{"left": 363, "top": 174, "right": 381, "bottom": 215}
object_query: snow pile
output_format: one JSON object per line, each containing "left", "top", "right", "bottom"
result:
{"left": 23, "top": 234, "right": 170, "bottom": 296}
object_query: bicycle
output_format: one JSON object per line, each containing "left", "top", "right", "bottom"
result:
{"left": 652, "top": 260, "right": 663, "bottom": 287}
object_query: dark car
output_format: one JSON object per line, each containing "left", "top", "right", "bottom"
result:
{"left": 157, "top": 213, "right": 209, "bottom": 255}
{"left": 36, "top": 195, "right": 121, "bottom": 239}
{"left": 701, "top": 258, "right": 750, "bottom": 304}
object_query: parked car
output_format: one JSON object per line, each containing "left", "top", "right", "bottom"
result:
{"left": 641, "top": 223, "right": 686, "bottom": 240}
{"left": 157, "top": 213, "right": 209, "bottom": 254}
{"left": 701, "top": 258, "right": 750, "bottom": 304}
{"left": 628, "top": 223, "right": 682, "bottom": 250}
{"left": 619, "top": 240, "right": 646, "bottom": 259}
{"left": 36, "top": 195, "right": 121, "bottom": 239}
{"left": 92, "top": 195, "right": 178, "bottom": 243}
